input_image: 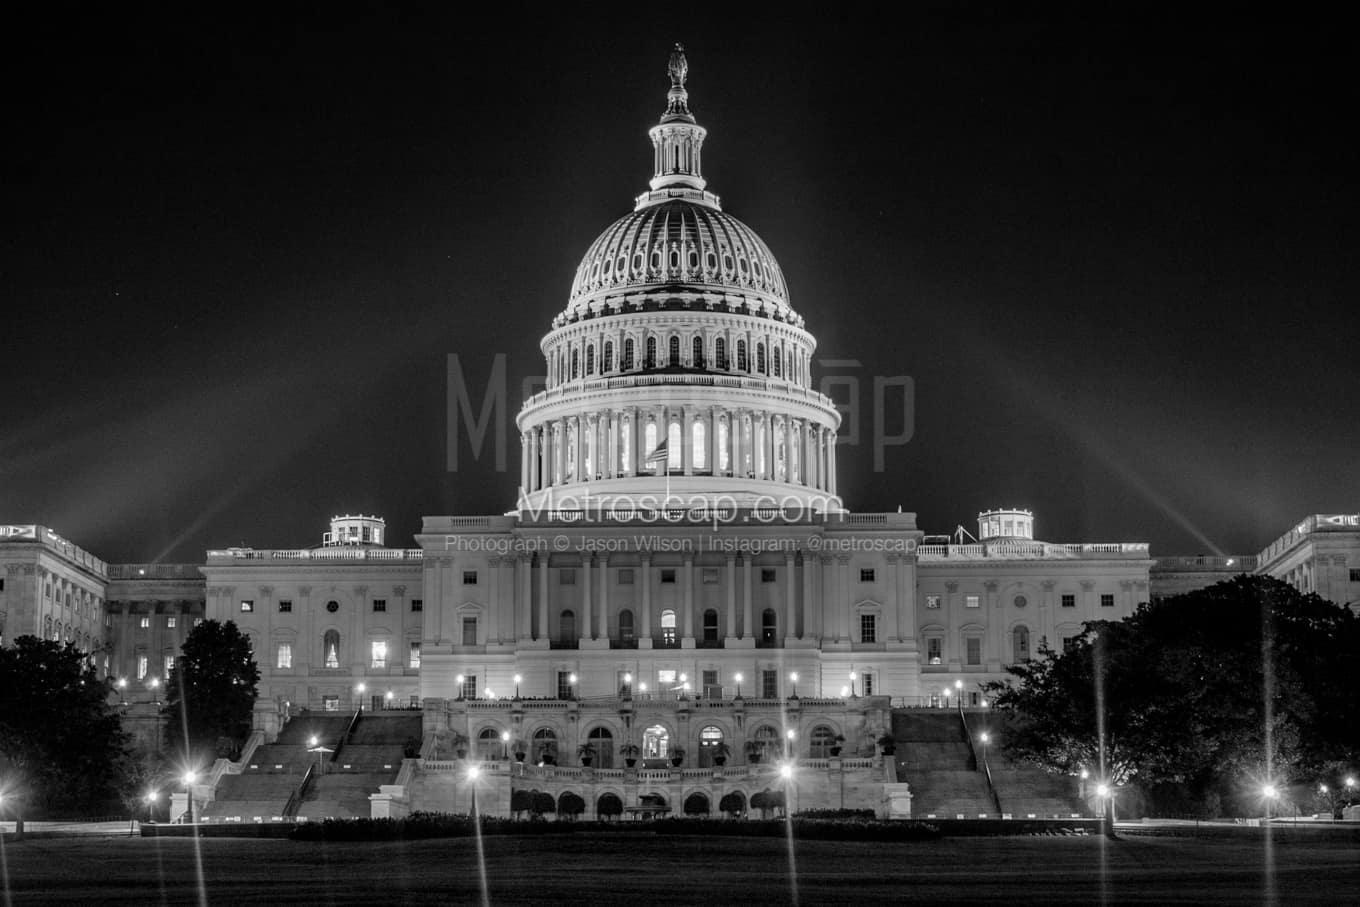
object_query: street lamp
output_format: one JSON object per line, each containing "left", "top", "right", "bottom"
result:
{"left": 182, "top": 771, "right": 197, "bottom": 825}
{"left": 789, "top": 672, "right": 798, "bottom": 698}
{"left": 1095, "top": 781, "right": 1116, "bottom": 835}
{"left": 954, "top": 678, "right": 963, "bottom": 704}
{"left": 779, "top": 761, "right": 797, "bottom": 816}
{"left": 1263, "top": 784, "right": 1278, "bottom": 821}
{"left": 569, "top": 673, "right": 578, "bottom": 700}
{"left": 148, "top": 677, "right": 161, "bottom": 705}
{"left": 514, "top": 674, "right": 522, "bottom": 698}
{"left": 308, "top": 735, "right": 332, "bottom": 775}
{"left": 456, "top": 674, "right": 465, "bottom": 701}
{"left": 385, "top": 690, "right": 394, "bottom": 708}
{"left": 144, "top": 790, "right": 159, "bottom": 824}
{"left": 785, "top": 728, "right": 796, "bottom": 759}
{"left": 733, "top": 672, "right": 742, "bottom": 699}
{"left": 501, "top": 730, "right": 511, "bottom": 760}
{"left": 848, "top": 670, "right": 857, "bottom": 697}
{"left": 467, "top": 764, "right": 481, "bottom": 817}
{"left": 623, "top": 672, "right": 633, "bottom": 698}
{"left": 117, "top": 677, "right": 128, "bottom": 705}
{"left": 356, "top": 682, "right": 366, "bottom": 711}
{"left": 978, "top": 731, "right": 990, "bottom": 768}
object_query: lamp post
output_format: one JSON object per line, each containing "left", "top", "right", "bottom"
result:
{"left": 1096, "top": 782, "right": 1115, "bottom": 837}
{"left": 356, "top": 682, "right": 366, "bottom": 711}
{"left": 1263, "top": 784, "right": 1278, "bottom": 822}
{"left": 568, "top": 673, "right": 578, "bottom": 700}
{"left": 308, "top": 735, "right": 332, "bottom": 776}
{"left": 733, "top": 672, "right": 742, "bottom": 699}
{"left": 623, "top": 672, "right": 632, "bottom": 698}
{"left": 954, "top": 678, "right": 963, "bottom": 706}
{"left": 456, "top": 674, "right": 465, "bottom": 701}
{"left": 785, "top": 728, "right": 796, "bottom": 759}
{"left": 385, "top": 690, "right": 394, "bottom": 709}
{"left": 779, "top": 761, "right": 797, "bottom": 817}
{"left": 978, "top": 731, "right": 990, "bottom": 769}
{"left": 144, "top": 790, "right": 159, "bottom": 825}
{"left": 848, "top": 670, "right": 857, "bottom": 697}
{"left": 501, "top": 730, "right": 511, "bottom": 760}
{"left": 789, "top": 672, "right": 798, "bottom": 699}
{"left": 467, "top": 764, "right": 481, "bottom": 817}
{"left": 514, "top": 674, "right": 522, "bottom": 699}
{"left": 182, "top": 771, "right": 197, "bottom": 825}
{"left": 117, "top": 677, "right": 128, "bottom": 705}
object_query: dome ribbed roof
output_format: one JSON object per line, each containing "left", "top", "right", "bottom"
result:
{"left": 564, "top": 199, "right": 793, "bottom": 320}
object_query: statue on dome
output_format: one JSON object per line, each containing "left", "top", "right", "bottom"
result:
{"left": 668, "top": 43, "right": 688, "bottom": 89}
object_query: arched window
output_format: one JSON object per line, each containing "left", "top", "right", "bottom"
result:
{"left": 588, "top": 726, "right": 614, "bottom": 769}
{"left": 571, "top": 348, "right": 580, "bottom": 379}
{"left": 761, "top": 609, "right": 777, "bottom": 644}
{"left": 737, "top": 339, "right": 748, "bottom": 371}
{"left": 532, "top": 727, "right": 558, "bottom": 764}
{"left": 716, "top": 336, "right": 727, "bottom": 369}
{"left": 645, "top": 336, "right": 657, "bottom": 369}
{"left": 809, "top": 724, "right": 837, "bottom": 758}
{"left": 668, "top": 335, "right": 680, "bottom": 367}
{"left": 692, "top": 336, "right": 704, "bottom": 368}
{"left": 1013, "top": 625, "right": 1031, "bottom": 662}
{"left": 644, "top": 421, "right": 658, "bottom": 464}
{"left": 772, "top": 343, "right": 782, "bottom": 377}
{"left": 661, "top": 609, "right": 677, "bottom": 647}
{"left": 692, "top": 419, "right": 707, "bottom": 471}
{"left": 618, "top": 608, "right": 635, "bottom": 643}
{"left": 560, "top": 609, "right": 576, "bottom": 645}
{"left": 477, "top": 727, "right": 505, "bottom": 760}
{"left": 752, "top": 724, "right": 779, "bottom": 760}
{"left": 643, "top": 723, "right": 670, "bottom": 759}
{"left": 667, "top": 420, "right": 682, "bottom": 470}
{"left": 603, "top": 340, "right": 614, "bottom": 373}
{"left": 756, "top": 342, "right": 766, "bottom": 374}
{"left": 323, "top": 629, "right": 340, "bottom": 669}
{"left": 586, "top": 344, "right": 595, "bottom": 375}
{"left": 623, "top": 338, "right": 635, "bottom": 371}
{"left": 698, "top": 725, "right": 725, "bottom": 767}
{"left": 702, "top": 609, "right": 719, "bottom": 642}
{"left": 619, "top": 418, "right": 632, "bottom": 473}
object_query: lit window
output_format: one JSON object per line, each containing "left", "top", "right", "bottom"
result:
{"left": 860, "top": 568, "right": 875, "bottom": 582}
{"left": 862, "top": 673, "right": 875, "bottom": 696}
{"left": 658, "top": 669, "right": 677, "bottom": 684}
{"left": 463, "top": 571, "right": 478, "bottom": 585}
{"left": 661, "top": 609, "right": 677, "bottom": 646}
{"left": 373, "top": 599, "right": 387, "bottom": 612}
{"left": 557, "top": 671, "right": 574, "bottom": 700}
{"left": 925, "top": 594, "right": 941, "bottom": 609}
{"left": 193, "top": 617, "right": 203, "bottom": 626}
{"left": 965, "top": 595, "right": 980, "bottom": 608}
{"left": 324, "top": 629, "right": 340, "bottom": 668}
{"left": 139, "top": 617, "right": 150, "bottom": 629}
{"left": 165, "top": 655, "right": 175, "bottom": 675}
{"left": 240, "top": 600, "right": 254, "bottom": 613}
{"left": 136, "top": 655, "right": 148, "bottom": 679}
{"left": 277, "top": 643, "right": 292, "bottom": 669}
{"left": 1100, "top": 594, "right": 1115, "bottom": 608}
{"left": 860, "top": 613, "right": 876, "bottom": 643}
{"left": 371, "top": 640, "right": 388, "bottom": 669}
{"left": 166, "top": 617, "right": 177, "bottom": 628}
{"left": 761, "top": 669, "right": 777, "bottom": 699}
{"left": 408, "top": 641, "right": 421, "bottom": 668}
{"left": 279, "top": 600, "right": 292, "bottom": 612}
{"left": 927, "top": 638, "right": 942, "bottom": 664}
{"left": 461, "top": 675, "right": 477, "bottom": 700}
{"left": 1061, "top": 594, "right": 1075, "bottom": 608}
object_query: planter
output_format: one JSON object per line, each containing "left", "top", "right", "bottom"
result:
{"left": 580, "top": 757, "right": 593, "bottom": 767}
{"left": 624, "top": 758, "right": 637, "bottom": 768}
{"left": 670, "top": 757, "right": 684, "bottom": 767}
{"left": 514, "top": 752, "right": 526, "bottom": 763}
{"left": 713, "top": 756, "right": 726, "bottom": 766}
{"left": 747, "top": 755, "right": 761, "bottom": 764}
{"left": 828, "top": 747, "right": 842, "bottom": 757}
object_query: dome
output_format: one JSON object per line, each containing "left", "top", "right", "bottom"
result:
{"left": 562, "top": 199, "right": 796, "bottom": 324}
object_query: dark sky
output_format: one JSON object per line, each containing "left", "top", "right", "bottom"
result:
{"left": 4, "top": 5, "right": 1356, "bottom": 564}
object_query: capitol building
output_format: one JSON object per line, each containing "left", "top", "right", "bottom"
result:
{"left": 3, "top": 48, "right": 1357, "bottom": 823}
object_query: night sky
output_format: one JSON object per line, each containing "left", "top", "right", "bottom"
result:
{"left": 5, "top": 6, "right": 1356, "bottom": 564}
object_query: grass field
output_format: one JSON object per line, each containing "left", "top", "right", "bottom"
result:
{"left": 1, "top": 831, "right": 1356, "bottom": 905}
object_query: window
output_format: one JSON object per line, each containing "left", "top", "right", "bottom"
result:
{"left": 194, "top": 618, "right": 203, "bottom": 627}
{"left": 761, "top": 568, "right": 776, "bottom": 583}
{"left": 661, "top": 609, "right": 677, "bottom": 647}
{"left": 669, "top": 335, "right": 680, "bottom": 366}
{"left": 860, "top": 613, "right": 876, "bottom": 643}
{"left": 167, "top": 617, "right": 177, "bottom": 628}
{"left": 140, "top": 616, "right": 150, "bottom": 629}
{"left": 277, "top": 642, "right": 292, "bottom": 669}
{"left": 862, "top": 672, "right": 875, "bottom": 696}
{"left": 1100, "top": 594, "right": 1115, "bottom": 608}
{"left": 618, "top": 609, "right": 634, "bottom": 642}
{"left": 164, "top": 655, "right": 176, "bottom": 675}
{"left": 279, "top": 600, "right": 293, "bottom": 613}
{"left": 412, "top": 599, "right": 423, "bottom": 612}
{"left": 373, "top": 599, "right": 387, "bottom": 612}
{"left": 1013, "top": 626, "right": 1030, "bottom": 662}
{"left": 702, "top": 609, "right": 719, "bottom": 641}
{"left": 701, "top": 670, "right": 719, "bottom": 700}
{"left": 927, "top": 637, "right": 942, "bottom": 664}
{"left": 965, "top": 637, "right": 982, "bottom": 665}
{"left": 702, "top": 567, "right": 719, "bottom": 584}
{"left": 660, "top": 569, "right": 676, "bottom": 584}
{"left": 623, "top": 338, "right": 635, "bottom": 371}
{"left": 692, "top": 336, "right": 704, "bottom": 368}
{"left": 463, "top": 571, "right": 478, "bottom": 585}
{"left": 586, "top": 344, "right": 595, "bottom": 374}
{"left": 756, "top": 342, "right": 766, "bottom": 373}
{"left": 810, "top": 725, "right": 837, "bottom": 758}
{"left": 240, "top": 600, "right": 254, "bottom": 613}
{"left": 560, "top": 610, "right": 576, "bottom": 643}
{"left": 737, "top": 339, "right": 748, "bottom": 371}
{"left": 1350, "top": 568, "right": 1360, "bottom": 582}
{"left": 557, "top": 671, "right": 574, "bottom": 700}
{"left": 137, "top": 655, "right": 148, "bottom": 679}
{"left": 716, "top": 336, "right": 728, "bottom": 369}
{"left": 533, "top": 727, "right": 558, "bottom": 762}
{"left": 324, "top": 629, "right": 340, "bottom": 668}
{"left": 617, "top": 568, "right": 634, "bottom": 585}
{"left": 326, "top": 600, "right": 339, "bottom": 613}
{"left": 560, "top": 569, "right": 576, "bottom": 585}
{"left": 371, "top": 640, "right": 388, "bottom": 668}
{"left": 1061, "top": 594, "right": 1075, "bottom": 608}
{"left": 965, "top": 595, "right": 980, "bottom": 609}
{"left": 761, "top": 609, "right": 777, "bottom": 643}
{"left": 761, "top": 669, "right": 778, "bottom": 700}
{"left": 1063, "top": 636, "right": 1078, "bottom": 653}
{"left": 461, "top": 675, "right": 477, "bottom": 700}
{"left": 860, "top": 568, "right": 875, "bottom": 582}
{"left": 925, "top": 594, "right": 941, "bottom": 609}
{"left": 462, "top": 617, "right": 477, "bottom": 646}
{"left": 645, "top": 336, "right": 657, "bottom": 369}
{"left": 408, "top": 641, "right": 421, "bottom": 668}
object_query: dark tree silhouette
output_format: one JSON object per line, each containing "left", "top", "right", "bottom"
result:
{"left": 163, "top": 619, "right": 260, "bottom": 768}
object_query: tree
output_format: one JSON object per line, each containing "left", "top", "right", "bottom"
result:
{"left": 163, "top": 619, "right": 260, "bottom": 767}
{"left": 719, "top": 791, "right": 746, "bottom": 817}
{"left": 985, "top": 575, "right": 1360, "bottom": 816}
{"left": 683, "top": 792, "right": 710, "bottom": 815}
{"left": 0, "top": 636, "right": 131, "bottom": 817}
{"left": 558, "top": 790, "right": 585, "bottom": 819}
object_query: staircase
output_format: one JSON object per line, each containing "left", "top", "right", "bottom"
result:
{"left": 990, "top": 766, "right": 1088, "bottom": 818}
{"left": 891, "top": 711, "right": 997, "bottom": 818}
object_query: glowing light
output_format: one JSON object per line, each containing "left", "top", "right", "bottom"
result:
{"left": 779, "top": 763, "right": 793, "bottom": 779}
{"left": 182, "top": 771, "right": 197, "bottom": 786}
{"left": 790, "top": 672, "right": 798, "bottom": 682}
{"left": 385, "top": 690, "right": 394, "bottom": 700}
{"left": 484, "top": 687, "right": 495, "bottom": 699}
{"left": 979, "top": 732, "right": 990, "bottom": 744}
{"left": 1346, "top": 777, "right": 1356, "bottom": 789}
{"left": 467, "top": 765, "right": 481, "bottom": 780}
{"left": 639, "top": 682, "right": 647, "bottom": 693}
{"left": 1263, "top": 784, "right": 1277, "bottom": 799}
{"left": 144, "top": 791, "right": 159, "bottom": 803}
{"left": 514, "top": 674, "right": 522, "bottom": 684}
{"left": 309, "top": 736, "right": 318, "bottom": 747}
{"left": 1080, "top": 768, "right": 1090, "bottom": 780}
{"left": 954, "top": 679, "right": 963, "bottom": 690}
{"left": 357, "top": 683, "right": 366, "bottom": 694}
{"left": 624, "top": 672, "right": 632, "bottom": 683}
{"left": 786, "top": 729, "right": 796, "bottom": 741}
{"left": 569, "top": 673, "right": 577, "bottom": 684}
{"left": 1319, "top": 784, "right": 1329, "bottom": 794}
{"left": 456, "top": 674, "right": 465, "bottom": 684}
{"left": 840, "top": 685, "right": 849, "bottom": 697}
{"left": 501, "top": 731, "right": 510, "bottom": 743}
{"left": 1095, "top": 783, "right": 1110, "bottom": 798}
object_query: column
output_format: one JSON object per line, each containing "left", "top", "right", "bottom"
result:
{"left": 682, "top": 555, "right": 694, "bottom": 643}
{"left": 517, "top": 555, "right": 531, "bottom": 641}
{"left": 528, "top": 428, "right": 540, "bottom": 492}
{"left": 784, "top": 552, "right": 796, "bottom": 640}
{"left": 682, "top": 406, "right": 693, "bottom": 476}
{"left": 837, "top": 556, "right": 851, "bottom": 640}
{"left": 640, "top": 556, "right": 653, "bottom": 641}
{"left": 556, "top": 419, "right": 567, "bottom": 486}
{"left": 520, "top": 432, "right": 529, "bottom": 493}
{"left": 801, "top": 553, "right": 815, "bottom": 642}
{"left": 827, "top": 435, "right": 838, "bottom": 496}
{"left": 598, "top": 556, "right": 610, "bottom": 640}
{"left": 725, "top": 555, "right": 737, "bottom": 638}
{"left": 581, "top": 554, "right": 593, "bottom": 640}
{"left": 784, "top": 416, "right": 794, "bottom": 484}
{"left": 742, "top": 556, "right": 753, "bottom": 639}
{"left": 574, "top": 415, "right": 586, "bottom": 482}
{"left": 537, "top": 555, "right": 549, "bottom": 642}
{"left": 732, "top": 410, "right": 744, "bottom": 477}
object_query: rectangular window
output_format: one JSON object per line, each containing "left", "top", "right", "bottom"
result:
{"left": 862, "top": 673, "right": 875, "bottom": 696}
{"left": 276, "top": 643, "right": 292, "bottom": 669}
{"left": 166, "top": 617, "right": 177, "bottom": 628}
{"left": 702, "top": 567, "right": 719, "bottom": 584}
{"left": 1061, "top": 594, "right": 1075, "bottom": 608}
{"left": 761, "top": 568, "right": 776, "bottom": 583}
{"left": 461, "top": 675, "right": 477, "bottom": 700}
{"left": 560, "top": 569, "right": 576, "bottom": 585}
{"left": 279, "top": 600, "right": 292, "bottom": 612}
{"left": 371, "top": 640, "right": 388, "bottom": 669}
{"left": 660, "top": 569, "right": 676, "bottom": 584}
{"left": 136, "top": 655, "right": 148, "bottom": 679}
{"left": 859, "top": 568, "right": 876, "bottom": 582}
{"left": 240, "top": 600, "right": 254, "bottom": 613}
{"left": 411, "top": 599, "right": 423, "bottom": 612}
{"left": 323, "top": 695, "right": 340, "bottom": 711}
{"left": 139, "top": 616, "right": 150, "bottom": 629}
{"left": 702, "top": 669, "right": 719, "bottom": 699}
{"left": 965, "top": 637, "right": 982, "bottom": 665}
{"left": 761, "top": 669, "right": 778, "bottom": 700}
{"left": 1350, "top": 568, "right": 1360, "bottom": 582}
{"left": 617, "top": 569, "right": 634, "bottom": 585}
{"left": 557, "top": 671, "right": 573, "bottom": 700}
{"left": 965, "top": 595, "right": 980, "bottom": 609}
{"left": 925, "top": 594, "right": 941, "bottom": 609}
{"left": 463, "top": 571, "right": 478, "bottom": 585}
{"left": 462, "top": 617, "right": 477, "bottom": 646}
{"left": 165, "top": 655, "right": 176, "bottom": 675}
{"left": 927, "top": 637, "right": 942, "bottom": 664}
{"left": 0, "top": 578, "right": 4, "bottom": 591}
{"left": 194, "top": 617, "right": 203, "bottom": 626}
{"left": 373, "top": 599, "right": 387, "bottom": 612}
{"left": 860, "top": 613, "right": 877, "bottom": 643}
{"left": 658, "top": 669, "right": 677, "bottom": 684}
{"left": 408, "top": 641, "right": 421, "bottom": 668}
{"left": 1100, "top": 594, "right": 1115, "bottom": 608}
{"left": 1063, "top": 636, "right": 1077, "bottom": 653}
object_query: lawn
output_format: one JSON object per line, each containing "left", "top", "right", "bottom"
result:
{"left": 1, "top": 830, "right": 1355, "bottom": 905}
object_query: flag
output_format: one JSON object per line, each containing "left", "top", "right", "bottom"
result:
{"left": 645, "top": 439, "right": 669, "bottom": 468}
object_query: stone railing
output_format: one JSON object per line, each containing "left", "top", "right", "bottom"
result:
{"left": 1152, "top": 555, "right": 1256, "bottom": 571}
{"left": 107, "top": 563, "right": 205, "bottom": 580}
{"left": 206, "top": 548, "right": 423, "bottom": 562}
{"left": 917, "top": 541, "right": 1149, "bottom": 561}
